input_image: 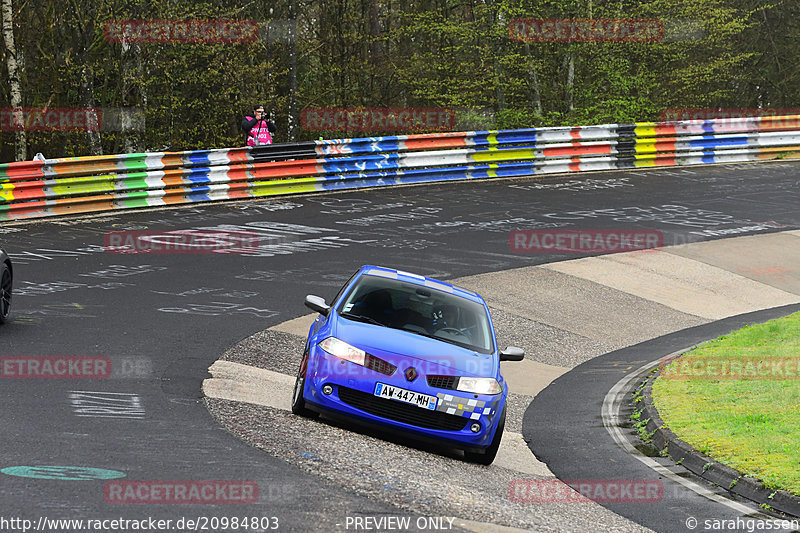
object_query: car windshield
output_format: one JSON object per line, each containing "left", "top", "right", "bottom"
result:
{"left": 338, "top": 273, "right": 494, "bottom": 354}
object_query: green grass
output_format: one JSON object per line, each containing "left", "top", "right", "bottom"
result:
{"left": 652, "top": 311, "right": 800, "bottom": 495}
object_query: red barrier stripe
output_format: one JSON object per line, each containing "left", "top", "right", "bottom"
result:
{"left": 654, "top": 140, "right": 677, "bottom": 151}
{"left": 0, "top": 161, "right": 45, "bottom": 181}
{"left": 652, "top": 157, "right": 676, "bottom": 166}
{"left": 5, "top": 183, "right": 46, "bottom": 200}
{"left": 652, "top": 124, "right": 677, "bottom": 135}
{"left": 226, "top": 149, "right": 251, "bottom": 163}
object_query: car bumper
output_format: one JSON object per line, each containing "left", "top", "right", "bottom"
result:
{"left": 303, "top": 347, "right": 506, "bottom": 451}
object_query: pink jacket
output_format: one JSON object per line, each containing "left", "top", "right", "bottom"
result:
{"left": 244, "top": 116, "right": 273, "bottom": 146}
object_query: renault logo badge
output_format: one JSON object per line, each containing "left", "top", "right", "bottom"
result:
{"left": 405, "top": 367, "right": 418, "bottom": 382}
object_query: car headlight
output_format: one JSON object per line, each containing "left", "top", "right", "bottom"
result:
{"left": 319, "top": 337, "right": 366, "bottom": 366}
{"left": 457, "top": 377, "right": 502, "bottom": 395}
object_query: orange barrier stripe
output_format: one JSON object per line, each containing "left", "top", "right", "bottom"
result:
{"left": 51, "top": 200, "right": 115, "bottom": 216}
{"left": 543, "top": 144, "right": 612, "bottom": 156}
{"left": 654, "top": 141, "right": 677, "bottom": 151}
{"left": 250, "top": 161, "right": 321, "bottom": 179}
{"left": 161, "top": 175, "right": 185, "bottom": 187}
{"left": 49, "top": 160, "right": 124, "bottom": 176}
{"left": 227, "top": 149, "right": 251, "bottom": 163}
{"left": 160, "top": 154, "right": 183, "bottom": 168}
{"left": 163, "top": 191, "right": 188, "bottom": 204}
{"left": 403, "top": 137, "right": 468, "bottom": 151}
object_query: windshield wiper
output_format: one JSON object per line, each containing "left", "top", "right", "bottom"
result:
{"left": 397, "top": 326, "right": 438, "bottom": 340}
{"left": 395, "top": 326, "right": 475, "bottom": 351}
{"left": 340, "top": 312, "right": 384, "bottom": 326}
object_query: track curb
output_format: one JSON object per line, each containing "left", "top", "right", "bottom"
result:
{"left": 639, "top": 369, "right": 800, "bottom": 517}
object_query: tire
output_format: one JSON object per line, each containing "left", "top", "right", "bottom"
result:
{"left": 291, "top": 350, "right": 318, "bottom": 418}
{"left": 0, "top": 261, "right": 11, "bottom": 324}
{"left": 464, "top": 407, "right": 505, "bottom": 465}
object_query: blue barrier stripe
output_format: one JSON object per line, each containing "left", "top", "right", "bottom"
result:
{"left": 184, "top": 168, "right": 215, "bottom": 183}
{"left": 689, "top": 136, "right": 750, "bottom": 148}
{"left": 185, "top": 192, "right": 214, "bottom": 201}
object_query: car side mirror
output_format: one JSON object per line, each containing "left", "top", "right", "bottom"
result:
{"left": 499, "top": 346, "right": 525, "bottom": 361}
{"left": 304, "top": 294, "right": 330, "bottom": 316}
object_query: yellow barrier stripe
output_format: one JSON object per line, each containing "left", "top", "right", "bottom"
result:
{"left": 250, "top": 177, "right": 321, "bottom": 196}
{"left": 472, "top": 148, "right": 536, "bottom": 162}
{"left": 634, "top": 123, "right": 657, "bottom": 137}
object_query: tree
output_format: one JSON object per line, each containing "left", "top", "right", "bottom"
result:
{"left": 1, "top": 0, "right": 25, "bottom": 161}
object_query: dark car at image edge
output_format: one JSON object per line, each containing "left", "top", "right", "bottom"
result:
{"left": 0, "top": 248, "right": 12, "bottom": 324}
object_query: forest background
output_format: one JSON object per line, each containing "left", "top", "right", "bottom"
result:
{"left": 0, "top": 0, "right": 797, "bottom": 161}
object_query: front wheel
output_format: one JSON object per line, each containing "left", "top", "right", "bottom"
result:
{"left": 291, "top": 350, "right": 317, "bottom": 418}
{"left": 464, "top": 407, "right": 505, "bottom": 465}
{"left": 0, "top": 261, "right": 11, "bottom": 324}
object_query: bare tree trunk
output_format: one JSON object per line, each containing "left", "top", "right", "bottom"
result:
{"left": 287, "top": 0, "right": 297, "bottom": 142}
{"left": 1, "top": 0, "right": 26, "bottom": 161}
{"left": 79, "top": 65, "right": 102, "bottom": 155}
{"left": 367, "top": 0, "right": 386, "bottom": 100}
{"left": 121, "top": 40, "right": 145, "bottom": 153}
{"left": 564, "top": 53, "right": 574, "bottom": 112}
{"left": 69, "top": 0, "right": 101, "bottom": 155}
{"left": 494, "top": 55, "right": 505, "bottom": 113}
{"left": 491, "top": 9, "right": 505, "bottom": 114}
{"left": 524, "top": 42, "right": 542, "bottom": 116}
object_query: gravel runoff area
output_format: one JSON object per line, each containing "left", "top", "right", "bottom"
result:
{"left": 206, "top": 326, "right": 652, "bottom": 532}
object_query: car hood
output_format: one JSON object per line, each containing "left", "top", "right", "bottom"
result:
{"left": 332, "top": 318, "right": 496, "bottom": 378}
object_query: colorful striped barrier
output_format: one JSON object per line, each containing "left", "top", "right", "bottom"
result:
{"left": 2, "top": 115, "right": 800, "bottom": 222}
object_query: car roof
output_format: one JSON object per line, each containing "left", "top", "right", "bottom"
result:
{"left": 358, "top": 265, "right": 484, "bottom": 304}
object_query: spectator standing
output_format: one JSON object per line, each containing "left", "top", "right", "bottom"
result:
{"left": 242, "top": 105, "right": 276, "bottom": 146}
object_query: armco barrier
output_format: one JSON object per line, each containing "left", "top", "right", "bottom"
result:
{"left": 2, "top": 115, "right": 800, "bottom": 222}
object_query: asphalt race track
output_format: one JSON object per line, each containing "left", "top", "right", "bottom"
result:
{"left": 526, "top": 304, "right": 800, "bottom": 533}
{"left": 1, "top": 161, "right": 800, "bottom": 532}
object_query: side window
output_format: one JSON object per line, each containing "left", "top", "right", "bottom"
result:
{"left": 329, "top": 269, "right": 359, "bottom": 307}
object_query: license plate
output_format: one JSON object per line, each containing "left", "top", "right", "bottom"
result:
{"left": 374, "top": 383, "right": 437, "bottom": 410}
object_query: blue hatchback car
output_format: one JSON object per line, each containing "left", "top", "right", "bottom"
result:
{"left": 291, "top": 265, "right": 524, "bottom": 464}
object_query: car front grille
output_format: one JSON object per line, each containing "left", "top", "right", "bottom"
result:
{"left": 426, "top": 375, "right": 458, "bottom": 390}
{"left": 337, "top": 386, "right": 468, "bottom": 431}
{"left": 364, "top": 354, "right": 396, "bottom": 376}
